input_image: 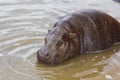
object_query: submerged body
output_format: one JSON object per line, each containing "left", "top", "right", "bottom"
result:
{"left": 37, "top": 9, "right": 120, "bottom": 65}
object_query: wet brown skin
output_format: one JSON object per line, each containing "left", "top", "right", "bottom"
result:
{"left": 37, "top": 9, "right": 120, "bottom": 65}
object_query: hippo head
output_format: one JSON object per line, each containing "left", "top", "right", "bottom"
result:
{"left": 37, "top": 22, "right": 80, "bottom": 65}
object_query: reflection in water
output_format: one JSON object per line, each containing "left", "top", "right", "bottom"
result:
{"left": 103, "top": 50, "right": 120, "bottom": 80}
{"left": 36, "top": 44, "right": 120, "bottom": 80}
{"left": 0, "top": 0, "right": 120, "bottom": 80}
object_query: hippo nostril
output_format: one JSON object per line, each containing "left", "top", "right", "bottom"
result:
{"left": 46, "top": 53, "right": 49, "bottom": 57}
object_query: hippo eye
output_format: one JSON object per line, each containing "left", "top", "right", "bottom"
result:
{"left": 56, "top": 40, "right": 63, "bottom": 46}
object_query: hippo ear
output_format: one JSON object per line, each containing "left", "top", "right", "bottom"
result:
{"left": 69, "top": 33, "right": 76, "bottom": 38}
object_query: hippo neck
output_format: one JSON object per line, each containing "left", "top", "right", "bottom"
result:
{"left": 68, "top": 21, "right": 84, "bottom": 54}
{"left": 73, "top": 28, "right": 83, "bottom": 55}
{"left": 65, "top": 15, "right": 85, "bottom": 54}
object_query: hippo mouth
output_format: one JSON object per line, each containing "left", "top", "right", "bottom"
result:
{"left": 37, "top": 49, "right": 61, "bottom": 65}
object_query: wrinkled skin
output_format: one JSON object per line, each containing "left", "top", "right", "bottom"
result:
{"left": 37, "top": 9, "right": 120, "bottom": 65}
{"left": 37, "top": 23, "right": 80, "bottom": 65}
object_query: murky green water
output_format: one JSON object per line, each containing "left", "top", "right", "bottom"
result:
{"left": 0, "top": 0, "right": 120, "bottom": 80}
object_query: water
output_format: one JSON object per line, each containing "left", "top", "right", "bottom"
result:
{"left": 0, "top": 0, "right": 120, "bottom": 80}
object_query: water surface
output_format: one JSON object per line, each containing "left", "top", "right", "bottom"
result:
{"left": 0, "top": 0, "right": 120, "bottom": 80}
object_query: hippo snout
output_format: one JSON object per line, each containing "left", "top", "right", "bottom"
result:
{"left": 37, "top": 49, "right": 50, "bottom": 63}
{"left": 37, "top": 49, "right": 61, "bottom": 65}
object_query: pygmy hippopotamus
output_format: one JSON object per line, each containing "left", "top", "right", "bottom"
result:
{"left": 37, "top": 9, "right": 120, "bottom": 65}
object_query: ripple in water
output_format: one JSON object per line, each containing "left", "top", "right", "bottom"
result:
{"left": 0, "top": 0, "right": 120, "bottom": 80}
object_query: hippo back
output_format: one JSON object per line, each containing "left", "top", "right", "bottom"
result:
{"left": 62, "top": 9, "right": 120, "bottom": 52}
